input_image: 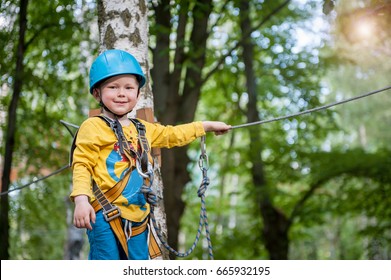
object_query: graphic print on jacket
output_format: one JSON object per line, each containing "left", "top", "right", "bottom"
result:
{"left": 106, "top": 142, "right": 147, "bottom": 210}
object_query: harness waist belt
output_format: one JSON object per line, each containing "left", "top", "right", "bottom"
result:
{"left": 91, "top": 172, "right": 162, "bottom": 259}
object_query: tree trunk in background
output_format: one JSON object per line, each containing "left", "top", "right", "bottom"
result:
{"left": 238, "top": 0, "right": 290, "bottom": 259}
{"left": 151, "top": 0, "right": 213, "bottom": 259}
{"left": 96, "top": 0, "right": 169, "bottom": 259}
{"left": 0, "top": 0, "right": 28, "bottom": 261}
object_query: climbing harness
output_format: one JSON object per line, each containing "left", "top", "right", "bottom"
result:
{"left": 68, "top": 115, "right": 162, "bottom": 259}
{"left": 117, "top": 118, "right": 215, "bottom": 259}
{"left": 91, "top": 171, "right": 130, "bottom": 258}
{"left": 75, "top": 115, "right": 214, "bottom": 259}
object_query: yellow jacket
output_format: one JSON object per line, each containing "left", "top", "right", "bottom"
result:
{"left": 70, "top": 116, "right": 205, "bottom": 222}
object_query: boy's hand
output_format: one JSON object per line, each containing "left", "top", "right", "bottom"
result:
{"left": 202, "top": 121, "right": 231, "bottom": 135}
{"left": 73, "top": 195, "right": 96, "bottom": 230}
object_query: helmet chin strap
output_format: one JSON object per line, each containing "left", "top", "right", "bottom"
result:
{"left": 99, "top": 101, "right": 131, "bottom": 119}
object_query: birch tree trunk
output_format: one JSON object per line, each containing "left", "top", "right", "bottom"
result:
{"left": 97, "top": 0, "right": 168, "bottom": 259}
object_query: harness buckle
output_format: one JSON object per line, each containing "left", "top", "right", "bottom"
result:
{"left": 103, "top": 206, "right": 121, "bottom": 222}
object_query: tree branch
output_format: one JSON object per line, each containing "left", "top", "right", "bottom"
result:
{"left": 202, "top": 0, "right": 292, "bottom": 84}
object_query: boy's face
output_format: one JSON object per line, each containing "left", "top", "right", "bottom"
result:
{"left": 93, "top": 74, "right": 140, "bottom": 117}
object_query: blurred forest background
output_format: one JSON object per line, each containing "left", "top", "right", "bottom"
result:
{"left": 1, "top": 0, "right": 390, "bottom": 260}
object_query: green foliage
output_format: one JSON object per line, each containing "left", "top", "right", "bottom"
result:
{"left": 287, "top": 148, "right": 391, "bottom": 259}
{"left": 180, "top": 0, "right": 391, "bottom": 259}
{"left": 9, "top": 171, "right": 72, "bottom": 259}
{"left": 2, "top": 0, "right": 390, "bottom": 260}
{"left": 1, "top": 0, "right": 97, "bottom": 259}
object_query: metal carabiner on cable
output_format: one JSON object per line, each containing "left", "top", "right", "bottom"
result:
{"left": 198, "top": 136, "right": 209, "bottom": 173}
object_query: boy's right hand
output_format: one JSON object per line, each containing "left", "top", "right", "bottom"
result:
{"left": 73, "top": 195, "right": 96, "bottom": 230}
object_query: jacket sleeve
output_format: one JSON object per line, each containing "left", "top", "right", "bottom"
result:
{"left": 141, "top": 120, "right": 205, "bottom": 149}
{"left": 69, "top": 120, "right": 102, "bottom": 201}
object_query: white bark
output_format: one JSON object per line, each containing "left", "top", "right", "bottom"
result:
{"left": 99, "top": 0, "right": 168, "bottom": 259}
{"left": 99, "top": 0, "right": 153, "bottom": 113}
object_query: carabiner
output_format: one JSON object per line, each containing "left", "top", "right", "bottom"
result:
{"left": 136, "top": 160, "right": 154, "bottom": 182}
{"left": 198, "top": 136, "right": 209, "bottom": 171}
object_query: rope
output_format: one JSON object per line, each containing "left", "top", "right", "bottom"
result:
{"left": 149, "top": 172, "right": 214, "bottom": 259}
{"left": 149, "top": 136, "right": 214, "bottom": 259}
{"left": 231, "top": 85, "right": 391, "bottom": 129}
{"left": 0, "top": 165, "right": 69, "bottom": 196}
{"left": 60, "top": 120, "right": 79, "bottom": 137}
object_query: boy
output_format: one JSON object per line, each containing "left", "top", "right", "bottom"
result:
{"left": 70, "top": 49, "right": 231, "bottom": 260}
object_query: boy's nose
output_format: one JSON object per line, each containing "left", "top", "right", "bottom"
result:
{"left": 117, "top": 87, "right": 126, "bottom": 96}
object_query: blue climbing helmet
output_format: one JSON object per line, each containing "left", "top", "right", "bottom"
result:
{"left": 89, "top": 49, "right": 146, "bottom": 93}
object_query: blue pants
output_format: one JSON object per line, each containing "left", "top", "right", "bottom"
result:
{"left": 87, "top": 211, "right": 149, "bottom": 260}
